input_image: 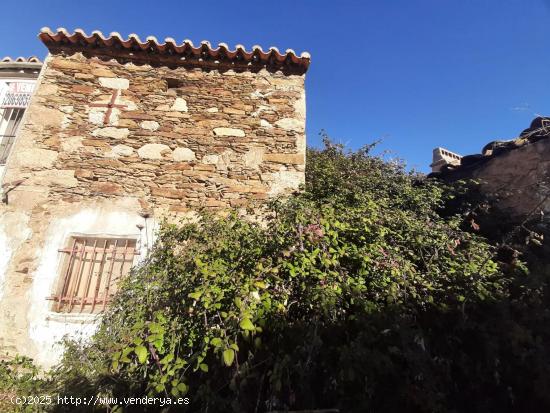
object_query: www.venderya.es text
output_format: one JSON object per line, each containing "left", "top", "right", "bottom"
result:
{"left": 10, "top": 395, "right": 190, "bottom": 407}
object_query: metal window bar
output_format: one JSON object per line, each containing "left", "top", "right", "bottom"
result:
{"left": 0, "top": 108, "right": 25, "bottom": 164}
{"left": 48, "top": 237, "right": 138, "bottom": 313}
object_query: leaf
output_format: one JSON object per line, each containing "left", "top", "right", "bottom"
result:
{"left": 160, "top": 353, "right": 174, "bottom": 365}
{"left": 134, "top": 345, "right": 148, "bottom": 364}
{"left": 254, "top": 281, "right": 267, "bottom": 289}
{"left": 120, "top": 347, "right": 132, "bottom": 362}
{"left": 223, "top": 349, "right": 235, "bottom": 366}
{"left": 149, "top": 322, "right": 164, "bottom": 334}
{"left": 239, "top": 318, "right": 255, "bottom": 331}
{"left": 199, "top": 363, "right": 209, "bottom": 372}
{"left": 132, "top": 321, "right": 144, "bottom": 330}
{"left": 153, "top": 338, "right": 164, "bottom": 351}
{"left": 210, "top": 337, "right": 223, "bottom": 347}
{"left": 188, "top": 291, "right": 202, "bottom": 300}
{"left": 177, "top": 382, "right": 189, "bottom": 394}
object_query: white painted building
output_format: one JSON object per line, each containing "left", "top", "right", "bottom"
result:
{"left": 0, "top": 57, "right": 42, "bottom": 180}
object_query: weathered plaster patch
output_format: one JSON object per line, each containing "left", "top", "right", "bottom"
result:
{"left": 92, "top": 127, "right": 130, "bottom": 140}
{"left": 37, "top": 84, "right": 58, "bottom": 97}
{"left": 59, "top": 105, "right": 73, "bottom": 114}
{"left": 260, "top": 119, "right": 273, "bottom": 129}
{"left": 14, "top": 148, "right": 58, "bottom": 169}
{"left": 61, "top": 114, "right": 71, "bottom": 129}
{"left": 250, "top": 90, "right": 273, "bottom": 99}
{"left": 106, "top": 144, "right": 134, "bottom": 158}
{"left": 173, "top": 147, "right": 195, "bottom": 161}
{"left": 29, "top": 170, "right": 78, "bottom": 188}
{"left": 243, "top": 147, "right": 264, "bottom": 169}
{"left": 251, "top": 104, "right": 275, "bottom": 118}
{"left": 138, "top": 144, "right": 172, "bottom": 159}
{"left": 25, "top": 105, "right": 63, "bottom": 128}
{"left": 88, "top": 107, "right": 106, "bottom": 125}
{"left": 140, "top": 120, "right": 160, "bottom": 131}
{"left": 275, "top": 118, "right": 303, "bottom": 132}
{"left": 294, "top": 91, "right": 306, "bottom": 121}
{"left": 213, "top": 127, "right": 245, "bottom": 137}
{"left": 98, "top": 77, "right": 129, "bottom": 90}
{"left": 0, "top": 212, "right": 31, "bottom": 300}
{"left": 170, "top": 98, "right": 188, "bottom": 112}
{"left": 202, "top": 154, "right": 219, "bottom": 164}
{"left": 268, "top": 170, "right": 305, "bottom": 196}
{"left": 88, "top": 106, "right": 130, "bottom": 126}
{"left": 60, "top": 136, "right": 84, "bottom": 153}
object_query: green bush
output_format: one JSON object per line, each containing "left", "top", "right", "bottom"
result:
{"left": 10, "top": 139, "right": 550, "bottom": 412}
{"left": 0, "top": 356, "right": 51, "bottom": 412}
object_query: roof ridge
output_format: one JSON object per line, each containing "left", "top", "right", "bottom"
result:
{"left": 38, "top": 27, "right": 310, "bottom": 73}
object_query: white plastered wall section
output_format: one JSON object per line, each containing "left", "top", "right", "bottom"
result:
{"left": 27, "top": 199, "right": 156, "bottom": 368}
{"left": 0, "top": 211, "right": 31, "bottom": 301}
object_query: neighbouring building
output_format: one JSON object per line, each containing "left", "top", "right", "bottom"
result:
{"left": 0, "top": 27, "right": 310, "bottom": 367}
{"left": 429, "top": 117, "right": 550, "bottom": 221}
{"left": 0, "top": 56, "right": 42, "bottom": 179}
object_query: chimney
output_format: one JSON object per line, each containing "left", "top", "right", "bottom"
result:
{"left": 430, "top": 147, "right": 462, "bottom": 173}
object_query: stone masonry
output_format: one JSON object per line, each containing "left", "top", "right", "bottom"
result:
{"left": 0, "top": 28, "right": 309, "bottom": 367}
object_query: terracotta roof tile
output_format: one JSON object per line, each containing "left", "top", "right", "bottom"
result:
{"left": 1, "top": 56, "right": 42, "bottom": 63}
{"left": 38, "top": 27, "right": 310, "bottom": 74}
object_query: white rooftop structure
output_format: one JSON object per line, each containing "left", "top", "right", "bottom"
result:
{"left": 430, "top": 147, "right": 462, "bottom": 173}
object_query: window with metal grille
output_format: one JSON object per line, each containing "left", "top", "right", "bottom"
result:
{"left": 49, "top": 237, "right": 138, "bottom": 314}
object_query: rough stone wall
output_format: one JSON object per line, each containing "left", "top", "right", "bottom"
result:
{"left": 0, "top": 52, "right": 306, "bottom": 367}
{"left": 3, "top": 52, "right": 306, "bottom": 212}
{"left": 466, "top": 139, "right": 550, "bottom": 220}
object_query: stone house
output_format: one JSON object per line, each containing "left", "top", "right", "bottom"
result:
{"left": 0, "top": 27, "right": 310, "bottom": 367}
{"left": 429, "top": 117, "right": 550, "bottom": 222}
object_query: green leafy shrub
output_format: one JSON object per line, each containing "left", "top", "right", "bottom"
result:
{"left": 23, "top": 139, "right": 550, "bottom": 412}
{"left": 0, "top": 356, "right": 51, "bottom": 412}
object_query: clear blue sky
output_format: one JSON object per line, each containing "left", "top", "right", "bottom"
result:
{"left": 1, "top": 0, "right": 549, "bottom": 171}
